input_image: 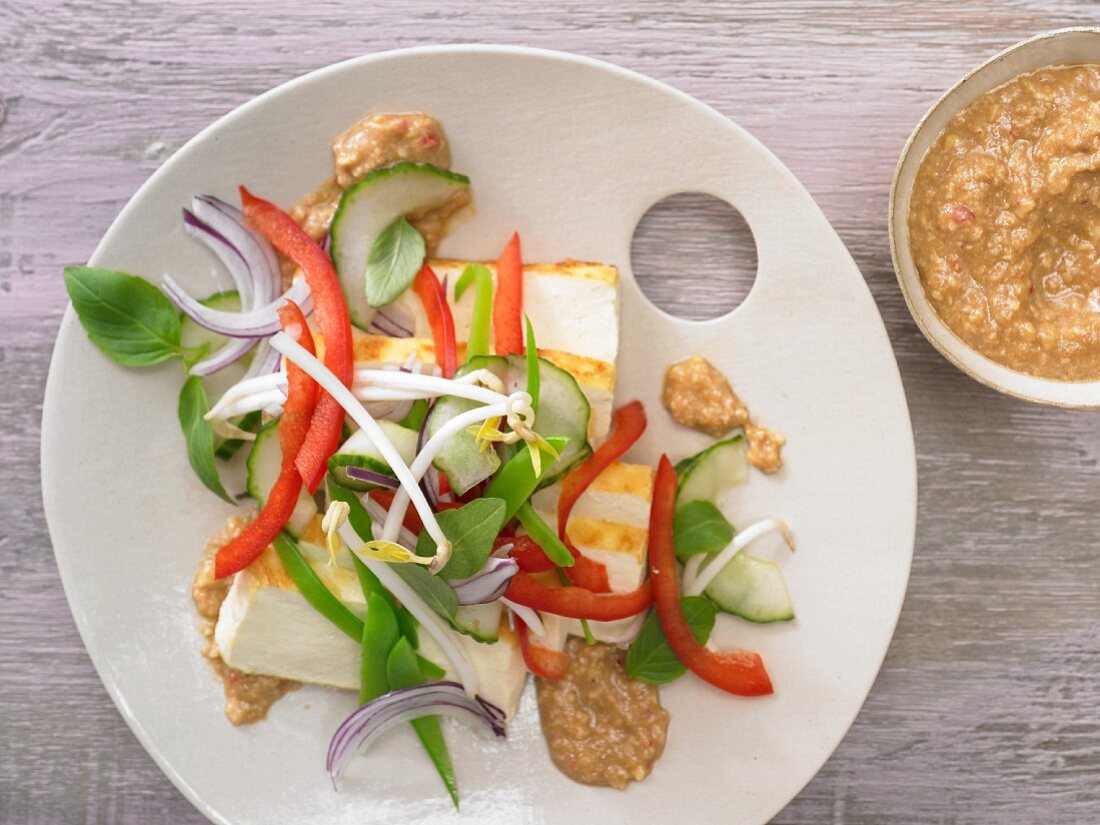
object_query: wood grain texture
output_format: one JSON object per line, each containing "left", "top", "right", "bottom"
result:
{"left": 3, "top": 1, "right": 1100, "bottom": 822}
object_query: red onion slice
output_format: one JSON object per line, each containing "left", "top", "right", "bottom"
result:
{"left": 195, "top": 195, "right": 281, "bottom": 304}
{"left": 189, "top": 337, "right": 258, "bottom": 377}
{"left": 182, "top": 208, "right": 257, "bottom": 309}
{"left": 162, "top": 275, "right": 312, "bottom": 338}
{"left": 362, "top": 397, "right": 414, "bottom": 422}
{"left": 343, "top": 467, "right": 399, "bottom": 489}
{"left": 449, "top": 556, "right": 518, "bottom": 605}
{"left": 367, "top": 302, "right": 415, "bottom": 338}
{"left": 327, "top": 682, "right": 506, "bottom": 786}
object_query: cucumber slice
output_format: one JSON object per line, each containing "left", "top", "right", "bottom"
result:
{"left": 675, "top": 434, "right": 748, "bottom": 509}
{"left": 327, "top": 421, "right": 419, "bottom": 491}
{"left": 425, "top": 354, "right": 591, "bottom": 493}
{"left": 506, "top": 354, "right": 591, "bottom": 487}
{"left": 179, "top": 290, "right": 252, "bottom": 404}
{"left": 330, "top": 162, "right": 470, "bottom": 328}
{"left": 452, "top": 601, "right": 502, "bottom": 643}
{"left": 424, "top": 356, "right": 509, "bottom": 495}
{"left": 704, "top": 552, "right": 795, "bottom": 623}
{"left": 246, "top": 420, "right": 317, "bottom": 537}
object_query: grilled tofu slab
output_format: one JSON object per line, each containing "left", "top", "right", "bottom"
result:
{"left": 214, "top": 256, "right": 636, "bottom": 712}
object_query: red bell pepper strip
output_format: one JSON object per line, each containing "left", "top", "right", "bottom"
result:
{"left": 215, "top": 301, "right": 318, "bottom": 579}
{"left": 367, "top": 490, "right": 461, "bottom": 537}
{"left": 649, "top": 455, "right": 774, "bottom": 696}
{"left": 239, "top": 187, "right": 352, "bottom": 493}
{"left": 495, "top": 535, "right": 556, "bottom": 574}
{"left": 516, "top": 620, "right": 569, "bottom": 680}
{"left": 368, "top": 490, "right": 425, "bottom": 535}
{"left": 558, "top": 400, "right": 648, "bottom": 592}
{"left": 504, "top": 571, "right": 652, "bottom": 622}
{"left": 412, "top": 264, "right": 457, "bottom": 378}
{"left": 492, "top": 232, "right": 524, "bottom": 355}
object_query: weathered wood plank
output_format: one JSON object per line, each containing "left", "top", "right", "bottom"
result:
{"left": 3, "top": 1, "right": 1099, "bottom": 822}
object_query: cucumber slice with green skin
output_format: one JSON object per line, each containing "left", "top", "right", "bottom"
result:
{"left": 179, "top": 291, "right": 252, "bottom": 406}
{"left": 704, "top": 552, "right": 795, "bottom": 623}
{"left": 424, "top": 356, "right": 510, "bottom": 495}
{"left": 425, "top": 354, "right": 592, "bottom": 494}
{"left": 506, "top": 354, "right": 591, "bottom": 488}
{"left": 246, "top": 420, "right": 317, "bottom": 537}
{"left": 330, "top": 162, "right": 471, "bottom": 328}
{"left": 675, "top": 434, "right": 748, "bottom": 510}
{"left": 327, "top": 421, "right": 419, "bottom": 491}
{"left": 452, "top": 601, "right": 502, "bottom": 643}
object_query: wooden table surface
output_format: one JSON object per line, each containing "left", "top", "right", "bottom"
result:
{"left": 4, "top": 2, "right": 1099, "bottom": 822}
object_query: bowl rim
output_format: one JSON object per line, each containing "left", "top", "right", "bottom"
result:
{"left": 888, "top": 26, "right": 1100, "bottom": 408}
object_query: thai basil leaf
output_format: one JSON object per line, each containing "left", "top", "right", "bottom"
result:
{"left": 673, "top": 500, "right": 734, "bottom": 558}
{"left": 625, "top": 597, "right": 716, "bottom": 685}
{"left": 416, "top": 497, "right": 507, "bottom": 580}
{"left": 366, "top": 217, "right": 425, "bottom": 307}
{"left": 390, "top": 563, "right": 459, "bottom": 625}
{"left": 63, "top": 266, "right": 189, "bottom": 366}
{"left": 360, "top": 592, "right": 400, "bottom": 703}
{"left": 177, "top": 376, "right": 234, "bottom": 504}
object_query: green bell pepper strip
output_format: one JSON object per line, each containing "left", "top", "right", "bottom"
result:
{"left": 485, "top": 436, "right": 569, "bottom": 522}
{"left": 387, "top": 637, "right": 460, "bottom": 808}
{"left": 454, "top": 264, "right": 493, "bottom": 361}
{"left": 328, "top": 477, "right": 419, "bottom": 646}
{"left": 399, "top": 398, "right": 429, "bottom": 432}
{"left": 417, "top": 655, "right": 446, "bottom": 681}
{"left": 524, "top": 314, "right": 539, "bottom": 414}
{"left": 328, "top": 478, "right": 457, "bottom": 801}
{"left": 515, "top": 502, "right": 575, "bottom": 567}
{"left": 360, "top": 592, "right": 400, "bottom": 703}
{"left": 273, "top": 532, "right": 363, "bottom": 641}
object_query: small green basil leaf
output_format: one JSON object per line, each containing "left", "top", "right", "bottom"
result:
{"left": 625, "top": 596, "right": 716, "bottom": 685}
{"left": 63, "top": 266, "right": 186, "bottom": 366}
{"left": 366, "top": 217, "right": 426, "bottom": 307}
{"left": 390, "top": 563, "right": 459, "bottom": 624}
{"left": 178, "top": 376, "right": 235, "bottom": 504}
{"left": 673, "top": 500, "right": 734, "bottom": 559}
{"left": 416, "top": 497, "right": 508, "bottom": 580}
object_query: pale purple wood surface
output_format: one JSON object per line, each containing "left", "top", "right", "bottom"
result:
{"left": 3, "top": 2, "right": 1100, "bottom": 823}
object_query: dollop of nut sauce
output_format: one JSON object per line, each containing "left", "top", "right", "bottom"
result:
{"left": 662, "top": 356, "right": 786, "bottom": 473}
{"left": 192, "top": 517, "right": 298, "bottom": 726}
{"left": 287, "top": 112, "right": 469, "bottom": 284}
{"left": 536, "top": 640, "right": 670, "bottom": 789}
{"left": 909, "top": 64, "right": 1100, "bottom": 380}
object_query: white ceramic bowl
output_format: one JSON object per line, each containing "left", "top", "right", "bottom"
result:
{"left": 890, "top": 27, "right": 1100, "bottom": 407}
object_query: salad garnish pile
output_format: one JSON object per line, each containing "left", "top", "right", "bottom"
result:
{"left": 64, "top": 144, "right": 796, "bottom": 801}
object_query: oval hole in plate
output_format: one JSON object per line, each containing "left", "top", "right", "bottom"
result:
{"left": 631, "top": 193, "right": 759, "bottom": 321}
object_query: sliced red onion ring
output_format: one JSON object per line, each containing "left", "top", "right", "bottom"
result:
{"left": 195, "top": 195, "right": 282, "bottom": 304}
{"left": 189, "top": 337, "right": 258, "bottom": 377}
{"left": 367, "top": 302, "right": 415, "bottom": 338}
{"left": 162, "top": 274, "right": 312, "bottom": 338}
{"left": 343, "top": 467, "right": 399, "bottom": 489}
{"left": 502, "top": 598, "right": 544, "bottom": 636}
{"left": 182, "top": 208, "right": 256, "bottom": 309}
{"left": 448, "top": 556, "right": 518, "bottom": 605}
{"left": 595, "top": 609, "right": 650, "bottom": 645}
{"left": 327, "top": 682, "right": 506, "bottom": 786}
{"left": 362, "top": 397, "right": 413, "bottom": 422}
{"left": 242, "top": 339, "right": 281, "bottom": 381}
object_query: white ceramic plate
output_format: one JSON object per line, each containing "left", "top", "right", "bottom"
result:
{"left": 42, "top": 46, "right": 916, "bottom": 825}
